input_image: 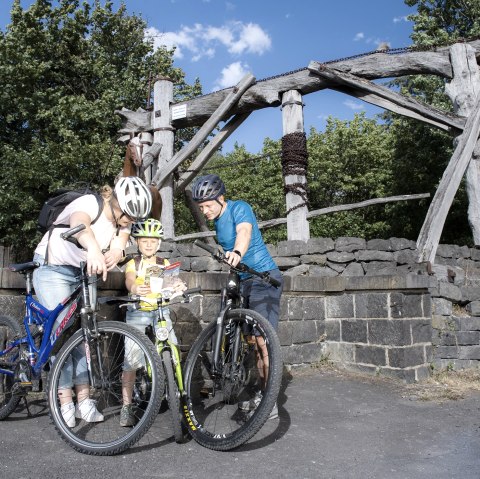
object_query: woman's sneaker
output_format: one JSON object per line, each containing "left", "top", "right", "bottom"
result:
{"left": 61, "top": 402, "right": 76, "bottom": 428}
{"left": 75, "top": 398, "right": 104, "bottom": 422}
{"left": 119, "top": 404, "right": 136, "bottom": 427}
{"left": 238, "top": 390, "right": 263, "bottom": 411}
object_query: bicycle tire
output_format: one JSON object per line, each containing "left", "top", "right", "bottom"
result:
{"left": 162, "top": 349, "right": 186, "bottom": 443}
{"left": 47, "top": 321, "right": 164, "bottom": 455}
{"left": 0, "top": 316, "right": 24, "bottom": 419}
{"left": 183, "top": 308, "right": 282, "bottom": 451}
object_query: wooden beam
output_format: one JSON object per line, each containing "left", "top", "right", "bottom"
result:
{"left": 173, "top": 193, "right": 430, "bottom": 241}
{"left": 175, "top": 112, "right": 251, "bottom": 195}
{"left": 308, "top": 61, "right": 465, "bottom": 133}
{"left": 417, "top": 91, "right": 480, "bottom": 263}
{"left": 151, "top": 73, "right": 256, "bottom": 189}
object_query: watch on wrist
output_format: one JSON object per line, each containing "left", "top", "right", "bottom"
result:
{"left": 233, "top": 249, "right": 242, "bottom": 258}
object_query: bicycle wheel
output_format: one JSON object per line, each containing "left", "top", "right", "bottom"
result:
{"left": 183, "top": 308, "right": 282, "bottom": 451}
{"left": 162, "top": 349, "right": 186, "bottom": 443}
{"left": 47, "top": 321, "right": 164, "bottom": 455}
{"left": 0, "top": 316, "right": 23, "bottom": 419}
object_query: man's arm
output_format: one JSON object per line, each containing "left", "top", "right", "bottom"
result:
{"left": 225, "top": 221, "right": 252, "bottom": 267}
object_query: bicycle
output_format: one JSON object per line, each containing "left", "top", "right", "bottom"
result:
{"left": 182, "top": 239, "right": 283, "bottom": 451}
{"left": 0, "top": 225, "right": 164, "bottom": 455}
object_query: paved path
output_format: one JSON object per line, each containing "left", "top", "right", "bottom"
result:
{"left": 1, "top": 368, "right": 480, "bottom": 479}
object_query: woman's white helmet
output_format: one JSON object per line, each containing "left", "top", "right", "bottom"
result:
{"left": 114, "top": 176, "right": 152, "bottom": 220}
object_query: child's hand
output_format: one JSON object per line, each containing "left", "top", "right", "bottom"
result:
{"left": 132, "top": 284, "right": 151, "bottom": 295}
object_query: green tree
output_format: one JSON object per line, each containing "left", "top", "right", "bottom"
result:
{"left": 0, "top": 0, "right": 201, "bottom": 258}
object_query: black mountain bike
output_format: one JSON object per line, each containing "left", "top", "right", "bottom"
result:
{"left": 183, "top": 240, "right": 283, "bottom": 451}
{"left": 0, "top": 225, "right": 163, "bottom": 455}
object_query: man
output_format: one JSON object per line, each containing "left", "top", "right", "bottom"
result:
{"left": 191, "top": 174, "right": 283, "bottom": 418}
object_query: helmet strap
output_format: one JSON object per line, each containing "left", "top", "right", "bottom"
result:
{"left": 108, "top": 200, "right": 120, "bottom": 231}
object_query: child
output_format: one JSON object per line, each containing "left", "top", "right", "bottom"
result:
{"left": 120, "top": 218, "right": 186, "bottom": 427}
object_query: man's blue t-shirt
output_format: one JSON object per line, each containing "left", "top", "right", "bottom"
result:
{"left": 215, "top": 200, "right": 277, "bottom": 274}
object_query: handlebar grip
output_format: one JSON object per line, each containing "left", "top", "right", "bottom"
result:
{"left": 194, "top": 240, "right": 219, "bottom": 255}
{"left": 269, "top": 277, "right": 281, "bottom": 288}
{"left": 60, "top": 224, "right": 86, "bottom": 240}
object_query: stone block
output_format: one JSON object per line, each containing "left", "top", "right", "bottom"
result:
{"left": 356, "top": 250, "right": 395, "bottom": 262}
{"left": 470, "top": 247, "right": 480, "bottom": 261}
{"left": 394, "top": 250, "right": 417, "bottom": 265}
{"left": 431, "top": 297, "right": 452, "bottom": 316}
{"left": 286, "top": 297, "right": 305, "bottom": 321}
{"left": 459, "top": 317, "right": 480, "bottom": 331}
{"left": 307, "top": 237, "right": 335, "bottom": 254}
{"left": 391, "top": 293, "right": 424, "bottom": 318}
{"left": 326, "top": 261, "right": 347, "bottom": 273}
{"left": 368, "top": 319, "right": 411, "bottom": 346}
{"left": 325, "top": 319, "right": 340, "bottom": 341}
{"left": 390, "top": 237, "right": 416, "bottom": 251}
{"left": 326, "top": 295, "right": 354, "bottom": 318}
{"left": 283, "top": 264, "right": 310, "bottom": 277}
{"left": 341, "top": 263, "right": 365, "bottom": 276}
{"left": 341, "top": 319, "right": 367, "bottom": 343}
{"left": 434, "top": 345, "right": 459, "bottom": 359}
{"left": 377, "top": 367, "right": 417, "bottom": 383}
{"left": 466, "top": 301, "right": 480, "bottom": 316}
{"left": 292, "top": 320, "right": 318, "bottom": 344}
{"left": 437, "top": 282, "right": 461, "bottom": 302}
{"left": 456, "top": 331, "right": 480, "bottom": 345}
{"left": 275, "top": 257, "right": 301, "bottom": 270}
{"left": 326, "top": 251, "right": 355, "bottom": 263}
{"left": 355, "top": 293, "right": 389, "bottom": 319}
{"left": 278, "top": 321, "right": 294, "bottom": 346}
{"left": 281, "top": 343, "right": 325, "bottom": 364}
{"left": 266, "top": 244, "right": 278, "bottom": 257}
{"left": 460, "top": 286, "right": 480, "bottom": 303}
{"left": 323, "top": 342, "right": 355, "bottom": 362}
{"left": 458, "top": 346, "right": 480, "bottom": 360}
{"left": 189, "top": 257, "right": 219, "bottom": 272}
{"left": 290, "top": 276, "right": 345, "bottom": 292}
{"left": 388, "top": 346, "right": 425, "bottom": 368}
{"left": 302, "top": 297, "right": 326, "bottom": 320}
{"left": 309, "top": 266, "right": 338, "bottom": 277}
{"left": 175, "top": 243, "right": 211, "bottom": 257}
{"left": 299, "top": 254, "right": 327, "bottom": 265}
{"left": 411, "top": 320, "right": 432, "bottom": 343}
{"left": 366, "top": 239, "right": 393, "bottom": 251}
{"left": 277, "top": 240, "right": 308, "bottom": 256}
{"left": 355, "top": 344, "right": 386, "bottom": 366}
{"left": 335, "top": 237, "right": 366, "bottom": 252}
{"left": 422, "top": 294, "right": 432, "bottom": 318}
{"left": 363, "top": 262, "right": 398, "bottom": 276}
{"left": 436, "top": 244, "right": 457, "bottom": 258}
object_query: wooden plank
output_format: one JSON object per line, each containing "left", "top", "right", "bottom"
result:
{"left": 172, "top": 193, "right": 430, "bottom": 241}
{"left": 152, "top": 73, "right": 256, "bottom": 189}
{"left": 153, "top": 77, "right": 175, "bottom": 238}
{"left": 444, "top": 44, "right": 480, "bottom": 244}
{"left": 308, "top": 61, "right": 465, "bottom": 132}
{"left": 175, "top": 112, "right": 251, "bottom": 194}
{"left": 281, "top": 90, "right": 310, "bottom": 241}
{"left": 417, "top": 91, "right": 480, "bottom": 263}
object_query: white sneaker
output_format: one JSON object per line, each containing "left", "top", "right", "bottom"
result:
{"left": 61, "top": 402, "right": 76, "bottom": 428}
{"left": 75, "top": 398, "right": 104, "bottom": 422}
{"left": 238, "top": 391, "right": 263, "bottom": 411}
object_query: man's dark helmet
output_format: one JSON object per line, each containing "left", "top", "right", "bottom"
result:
{"left": 191, "top": 174, "right": 226, "bottom": 202}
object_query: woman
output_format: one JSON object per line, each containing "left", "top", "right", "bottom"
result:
{"left": 32, "top": 176, "right": 152, "bottom": 427}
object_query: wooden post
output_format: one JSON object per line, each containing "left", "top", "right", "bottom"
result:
{"left": 153, "top": 77, "right": 175, "bottom": 239}
{"left": 281, "top": 90, "right": 310, "bottom": 241}
{"left": 445, "top": 43, "right": 480, "bottom": 244}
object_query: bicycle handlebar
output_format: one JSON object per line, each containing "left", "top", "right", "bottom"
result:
{"left": 194, "top": 240, "right": 281, "bottom": 288}
{"left": 98, "top": 287, "right": 203, "bottom": 307}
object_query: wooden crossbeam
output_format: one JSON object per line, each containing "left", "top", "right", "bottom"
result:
{"left": 308, "top": 61, "right": 465, "bottom": 133}
{"left": 151, "top": 74, "right": 256, "bottom": 189}
{"left": 417, "top": 92, "right": 480, "bottom": 263}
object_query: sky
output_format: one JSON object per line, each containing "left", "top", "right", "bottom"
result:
{"left": 1, "top": 0, "right": 417, "bottom": 153}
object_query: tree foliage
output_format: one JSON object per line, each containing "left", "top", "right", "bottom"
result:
{"left": 0, "top": 0, "right": 201, "bottom": 258}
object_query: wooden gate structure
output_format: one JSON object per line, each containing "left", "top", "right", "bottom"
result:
{"left": 115, "top": 38, "right": 480, "bottom": 265}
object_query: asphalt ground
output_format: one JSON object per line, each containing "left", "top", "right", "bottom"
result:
{"left": 1, "top": 367, "right": 480, "bottom": 479}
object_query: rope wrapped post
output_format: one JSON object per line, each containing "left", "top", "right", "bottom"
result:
{"left": 153, "top": 76, "right": 175, "bottom": 238}
{"left": 281, "top": 90, "right": 310, "bottom": 241}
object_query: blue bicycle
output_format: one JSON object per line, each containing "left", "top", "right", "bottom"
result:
{"left": 0, "top": 225, "right": 163, "bottom": 455}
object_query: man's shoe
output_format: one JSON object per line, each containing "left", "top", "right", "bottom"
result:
{"left": 119, "top": 404, "right": 136, "bottom": 427}
{"left": 238, "top": 390, "right": 262, "bottom": 412}
{"left": 61, "top": 402, "right": 76, "bottom": 428}
{"left": 75, "top": 398, "right": 104, "bottom": 422}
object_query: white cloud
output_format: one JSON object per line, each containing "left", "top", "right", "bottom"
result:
{"left": 393, "top": 15, "right": 409, "bottom": 23}
{"left": 344, "top": 100, "right": 364, "bottom": 110}
{"left": 354, "top": 32, "right": 364, "bottom": 41}
{"left": 213, "top": 61, "right": 249, "bottom": 91}
{"left": 145, "top": 21, "right": 271, "bottom": 62}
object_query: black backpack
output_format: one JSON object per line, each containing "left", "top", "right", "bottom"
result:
{"left": 37, "top": 187, "right": 104, "bottom": 234}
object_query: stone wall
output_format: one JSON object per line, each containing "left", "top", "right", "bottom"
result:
{"left": 2, "top": 237, "right": 480, "bottom": 382}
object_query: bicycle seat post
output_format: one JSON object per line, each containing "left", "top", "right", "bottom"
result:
{"left": 25, "top": 270, "right": 34, "bottom": 296}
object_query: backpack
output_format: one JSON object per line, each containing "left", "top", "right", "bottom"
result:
{"left": 37, "top": 187, "right": 104, "bottom": 234}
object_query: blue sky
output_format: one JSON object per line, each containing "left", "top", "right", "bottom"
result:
{"left": 1, "top": 0, "right": 416, "bottom": 153}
